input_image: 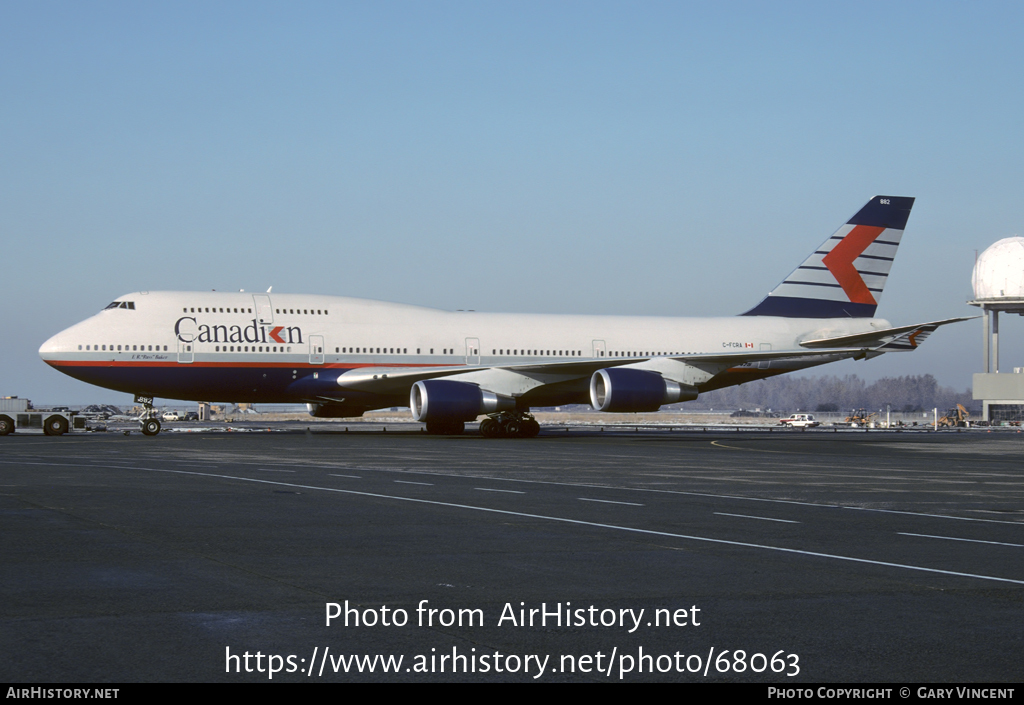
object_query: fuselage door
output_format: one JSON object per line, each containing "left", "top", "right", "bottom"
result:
{"left": 253, "top": 295, "right": 273, "bottom": 325}
{"left": 177, "top": 340, "right": 194, "bottom": 364}
{"left": 592, "top": 339, "right": 607, "bottom": 358}
{"left": 310, "top": 335, "right": 325, "bottom": 365}
{"left": 465, "top": 338, "right": 480, "bottom": 366}
{"left": 757, "top": 342, "right": 771, "bottom": 369}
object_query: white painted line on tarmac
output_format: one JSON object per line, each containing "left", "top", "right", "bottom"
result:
{"left": 474, "top": 488, "right": 525, "bottom": 494}
{"left": 579, "top": 498, "right": 644, "bottom": 506}
{"left": 4, "top": 458, "right": 1023, "bottom": 526}
{"left": 394, "top": 480, "right": 432, "bottom": 486}
{"left": 49, "top": 463, "right": 1024, "bottom": 587}
{"left": 898, "top": 532, "right": 1024, "bottom": 547}
{"left": 318, "top": 465, "right": 1024, "bottom": 526}
{"left": 715, "top": 512, "right": 799, "bottom": 524}
{"left": 257, "top": 468, "right": 296, "bottom": 473}
{"left": 329, "top": 474, "right": 362, "bottom": 479}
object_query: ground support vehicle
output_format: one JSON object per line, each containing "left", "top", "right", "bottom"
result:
{"left": 846, "top": 409, "right": 877, "bottom": 427}
{"left": 938, "top": 403, "right": 970, "bottom": 428}
{"left": 778, "top": 413, "right": 820, "bottom": 428}
{"left": 0, "top": 399, "right": 90, "bottom": 436}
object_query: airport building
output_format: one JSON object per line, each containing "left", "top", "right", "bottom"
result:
{"left": 969, "top": 236, "right": 1024, "bottom": 422}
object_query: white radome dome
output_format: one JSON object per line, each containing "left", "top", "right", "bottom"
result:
{"left": 972, "top": 236, "right": 1024, "bottom": 299}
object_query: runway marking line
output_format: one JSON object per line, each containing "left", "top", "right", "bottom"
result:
{"left": 710, "top": 440, "right": 794, "bottom": 454}
{"left": 329, "top": 474, "right": 362, "bottom": 479}
{"left": 394, "top": 480, "right": 432, "bottom": 486}
{"left": 4, "top": 460, "right": 1023, "bottom": 527}
{"left": 579, "top": 498, "right": 644, "bottom": 506}
{"left": 53, "top": 462, "right": 1024, "bottom": 587}
{"left": 898, "top": 532, "right": 1024, "bottom": 547}
{"left": 474, "top": 488, "right": 525, "bottom": 494}
{"left": 715, "top": 512, "right": 799, "bottom": 524}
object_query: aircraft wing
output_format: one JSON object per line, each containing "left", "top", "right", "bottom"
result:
{"left": 332, "top": 348, "right": 866, "bottom": 395}
{"left": 797, "top": 316, "right": 976, "bottom": 350}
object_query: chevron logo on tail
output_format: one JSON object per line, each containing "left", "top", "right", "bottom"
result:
{"left": 743, "top": 196, "right": 915, "bottom": 318}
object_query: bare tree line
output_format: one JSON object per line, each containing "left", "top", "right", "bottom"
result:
{"left": 678, "top": 374, "right": 974, "bottom": 413}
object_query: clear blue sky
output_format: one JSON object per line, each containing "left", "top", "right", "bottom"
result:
{"left": 3, "top": 1, "right": 1022, "bottom": 404}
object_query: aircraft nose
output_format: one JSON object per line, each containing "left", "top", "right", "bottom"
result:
{"left": 39, "top": 329, "right": 71, "bottom": 363}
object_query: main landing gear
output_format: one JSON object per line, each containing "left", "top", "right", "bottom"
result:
{"left": 479, "top": 411, "right": 541, "bottom": 439}
{"left": 424, "top": 412, "right": 541, "bottom": 438}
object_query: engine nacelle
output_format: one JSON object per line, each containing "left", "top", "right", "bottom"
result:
{"left": 410, "top": 380, "right": 514, "bottom": 422}
{"left": 589, "top": 368, "right": 698, "bottom": 413}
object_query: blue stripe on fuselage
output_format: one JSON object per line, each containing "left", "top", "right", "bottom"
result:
{"left": 50, "top": 363, "right": 395, "bottom": 404}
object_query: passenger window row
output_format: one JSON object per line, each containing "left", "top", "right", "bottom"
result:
{"left": 79, "top": 344, "right": 168, "bottom": 352}
{"left": 313, "top": 348, "right": 695, "bottom": 357}
{"left": 335, "top": 347, "right": 411, "bottom": 354}
{"left": 492, "top": 350, "right": 581, "bottom": 356}
{"left": 73, "top": 343, "right": 694, "bottom": 357}
{"left": 329, "top": 348, "right": 477, "bottom": 355}
{"left": 183, "top": 307, "right": 254, "bottom": 314}
{"left": 179, "top": 307, "right": 330, "bottom": 315}
{"left": 607, "top": 351, "right": 690, "bottom": 356}
{"left": 214, "top": 346, "right": 292, "bottom": 353}
{"left": 275, "top": 308, "right": 329, "bottom": 315}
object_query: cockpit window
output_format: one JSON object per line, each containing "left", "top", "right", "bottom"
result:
{"left": 103, "top": 301, "right": 135, "bottom": 310}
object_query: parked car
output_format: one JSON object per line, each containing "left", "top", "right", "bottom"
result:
{"left": 778, "top": 413, "right": 820, "bottom": 428}
{"left": 184, "top": 412, "right": 199, "bottom": 421}
{"left": 161, "top": 411, "right": 181, "bottom": 422}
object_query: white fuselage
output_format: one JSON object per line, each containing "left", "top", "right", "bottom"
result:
{"left": 39, "top": 291, "right": 887, "bottom": 407}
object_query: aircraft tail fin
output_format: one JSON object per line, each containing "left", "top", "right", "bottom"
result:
{"left": 742, "top": 196, "right": 915, "bottom": 318}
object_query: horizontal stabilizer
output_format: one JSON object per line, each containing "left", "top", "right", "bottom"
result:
{"left": 798, "top": 316, "right": 975, "bottom": 350}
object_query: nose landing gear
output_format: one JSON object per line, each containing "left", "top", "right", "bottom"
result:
{"left": 135, "top": 395, "right": 162, "bottom": 436}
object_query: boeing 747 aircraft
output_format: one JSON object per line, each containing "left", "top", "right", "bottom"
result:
{"left": 35, "top": 196, "right": 969, "bottom": 437}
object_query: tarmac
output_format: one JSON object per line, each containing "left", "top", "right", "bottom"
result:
{"left": 1, "top": 424, "right": 1022, "bottom": 682}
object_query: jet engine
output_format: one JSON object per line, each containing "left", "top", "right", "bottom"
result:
{"left": 410, "top": 380, "right": 515, "bottom": 422}
{"left": 589, "top": 368, "right": 698, "bottom": 413}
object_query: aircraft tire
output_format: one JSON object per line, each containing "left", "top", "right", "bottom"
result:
{"left": 479, "top": 418, "right": 500, "bottom": 438}
{"left": 521, "top": 418, "right": 541, "bottom": 438}
{"left": 141, "top": 418, "right": 161, "bottom": 436}
{"left": 43, "top": 415, "right": 69, "bottom": 436}
{"left": 503, "top": 420, "right": 521, "bottom": 437}
{"left": 0, "top": 415, "right": 13, "bottom": 436}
